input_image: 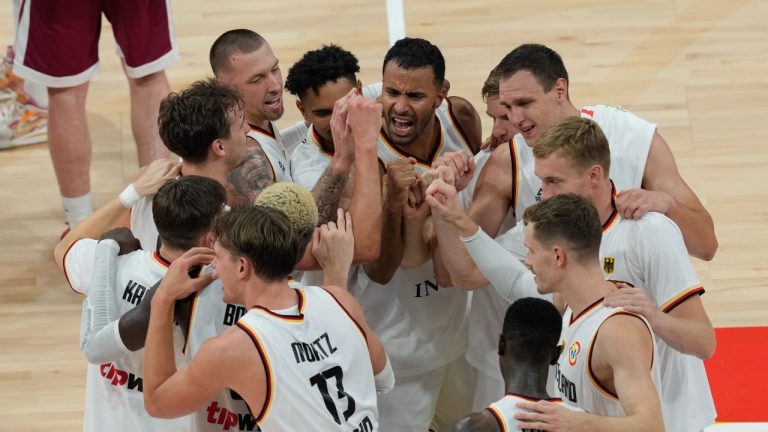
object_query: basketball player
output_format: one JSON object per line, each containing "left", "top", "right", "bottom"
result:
{"left": 210, "top": 29, "right": 359, "bottom": 227}
{"left": 514, "top": 194, "right": 663, "bottom": 430}
{"left": 347, "top": 37, "right": 481, "bottom": 431}
{"left": 56, "top": 175, "right": 227, "bottom": 431}
{"left": 452, "top": 298, "right": 581, "bottom": 432}
{"left": 467, "top": 44, "right": 717, "bottom": 261}
{"left": 142, "top": 205, "right": 392, "bottom": 431}
{"left": 428, "top": 117, "right": 716, "bottom": 431}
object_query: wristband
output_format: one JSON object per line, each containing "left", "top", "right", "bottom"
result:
{"left": 118, "top": 184, "right": 141, "bottom": 208}
{"left": 459, "top": 226, "right": 482, "bottom": 242}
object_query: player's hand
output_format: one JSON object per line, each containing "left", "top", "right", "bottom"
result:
{"left": 312, "top": 209, "right": 354, "bottom": 279}
{"left": 330, "top": 88, "right": 358, "bottom": 167}
{"left": 425, "top": 174, "right": 463, "bottom": 225}
{"left": 134, "top": 158, "right": 181, "bottom": 197}
{"left": 347, "top": 95, "right": 382, "bottom": 152}
{"left": 515, "top": 400, "right": 587, "bottom": 431}
{"left": 432, "top": 151, "right": 475, "bottom": 192}
{"left": 385, "top": 158, "right": 418, "bottom": 210}
{"left": 616, "top": 188, "right": 673, "bottom": 220}
{"left": 403, "top": 186, "right": 430, "bottom": 222}
{"left": 99, "top": 227, "right": 141, "bottom": 255}
{"left": 603, "top": 285, "right": 661, "bottom": 325}
{"left": 154, "top": 247, "right": 216, "bottom": 303}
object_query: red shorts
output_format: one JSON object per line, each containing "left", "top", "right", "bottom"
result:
{"left": 12, "top": 0, "right": 179, "bottom": 87}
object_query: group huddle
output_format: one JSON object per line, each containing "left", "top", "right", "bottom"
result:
{"left": 54, "top": 29, "right": 719, "bottom": 432}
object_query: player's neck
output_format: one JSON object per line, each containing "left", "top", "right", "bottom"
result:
{"left": 157, "top": 244, "right": 185, "bottom": 264}
{"left": 592, "top": 178, "right": 616, "bottom": 226}
{"left": 558, "top": 265, "right": 612, "bottom": 316}
{"left": 503, "top": 361, "right": 551, "bottom": 400}
{"left": 247, "top": 114, "right": 271, "bottom": 133}
{"left": 181, "top": 161, "right": 229, "bottom": 190}
{"left": 562, "top": 102, "right": 580, "bottom": 119}
{"left": 243, "top": 279, "right": 297, "bottom": 311}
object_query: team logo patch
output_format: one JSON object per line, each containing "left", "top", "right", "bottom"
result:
{"left": 603, "top": 257, "right": 615, "bottom": 274}
{"left": 568, "top": 342, "right": 581, "bottom": 366}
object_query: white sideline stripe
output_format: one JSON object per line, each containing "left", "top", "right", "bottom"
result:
{"left": 386, "top": 0, "right": 406, "bottom": 47}
{"left": 705, "top": 424, "right": 768, "bottom": 431}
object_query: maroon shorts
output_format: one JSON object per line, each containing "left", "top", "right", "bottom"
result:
{"left": 12, "top": 0, "right": 179, "bottom": 87}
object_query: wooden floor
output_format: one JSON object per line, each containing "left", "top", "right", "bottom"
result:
{"left": 1, "top": 0, "right": 767, "bottom": 429}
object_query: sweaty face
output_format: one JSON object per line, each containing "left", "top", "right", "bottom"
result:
{"left": 300, "top": 78, "right": 357, "bottom": 146}
{"left": 534, "top": 152, "right": 592, "bottom": 201}
{"left": 220, "top": 107, "right": 250, "bottom": 170}
{"left": 485, "top": 95, "right": 517, "bottom": 145}
{"left": 217, "top": 44, "right": 284, "bottom": 127}
{"left": 380, "top": 63, "right": 443, "bottom": 146}
{"left": 523, "top": 223, "right": 555, "bottom": 295}
{"left": 498, "top": 70, "right": 563, "bottom": 146}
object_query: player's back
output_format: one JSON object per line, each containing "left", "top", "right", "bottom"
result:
{"left": 236, "top": 286, "right": 378, "bottom": 431}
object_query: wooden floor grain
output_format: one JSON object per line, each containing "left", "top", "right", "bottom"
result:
{"left": 1, "top": 0, "right": 766, "bottom": 429}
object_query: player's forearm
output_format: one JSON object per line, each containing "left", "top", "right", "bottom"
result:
{"left": 433, "top": 215, "right": 486, "bottom": 289}
{"left": 651, "top": 311, "right": 716, "bottom": 359}
{"left": 349, "top": 148, "right": 382, "bottom": 263}
{"left": 144, "top": 292, "right": 179, "bottom": 410}
{"left": 312, "top": 161, "right": 350, "bottom": 226}
{"left": 667, "top": 200, "right": 718, "bottom": 261}
{"left": 362, "top": 206, "right": 404, "bottom": 285}
{"left": 570, "top": 411, "right": 663, "bottom": 432}
{"left": 54, "top": 198, "right": 128, "bottom": 269}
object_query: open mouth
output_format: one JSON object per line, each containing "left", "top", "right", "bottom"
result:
{"left": 264, "top": 96, "right": 282, "bottom": 110}
{"left": 520, "top": 124, "right": 535, "bottom": 138}
{"left": 390, "top": 116, "right": 415, "bottom": 136}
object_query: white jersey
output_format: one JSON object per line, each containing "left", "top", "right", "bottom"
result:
{"left": 64, "top": 240, "right": 191, "bottom": 432}
{"left": 487, "top": 393, "right": 582, "bottom": 431}
{"left": 351, "top": 99, "right": 475, "bottom": 377}
{"left": 236, "top": 286, "right": 378, "bottom": 431}
{"left": 248, "top": 121, "right": 293, "bottom": 183}
{"left": 185, "top": 275, "right": 302, "bottom": 432}
{"left": 510, "top": 104, "right": 655, "bottom": 221}
{"left": 556, "top": 302, "right": 662, "bottom": 417}
{"left": 291, "top": 124, "right": 334, "bottom": 191}
{"left": 130, "top": 195, "right": 157, "bottom": 251}
{"left": 600, "top": 208, "right": 716, "bottom": 431}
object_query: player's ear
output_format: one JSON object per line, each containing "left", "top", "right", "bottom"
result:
{"left": 238, "top": 256, "right": 250, "bottom": 280}
{"left": 498, "top": 335, "right": 506, "bottom": 356}
{"left": 553, "top": 246, "right": 567, "bottom": 268}
{"left": 554, "top": 77, "right": 569, "bottom": 102}
{"left": 296, "top": 99, "right": 310, "bottom": 123}
{"left": 588, "top": 164, "right": 602, "bottom": 188}
{"left": 210, "top": 138, "right": 226, "bottom": 158}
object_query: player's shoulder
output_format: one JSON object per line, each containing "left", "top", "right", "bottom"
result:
{"left": 447, "top": 96, "right": 480, "bottom": 125}
{"left": 634, "top": 211, "right": 682, "bottom": 236}
{"left": 452, "top": 410, "right": 501, "bottom": 432}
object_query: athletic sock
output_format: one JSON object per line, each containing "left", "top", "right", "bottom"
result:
{"left": 62, "top": 193, "right": 93, "bottom": 228}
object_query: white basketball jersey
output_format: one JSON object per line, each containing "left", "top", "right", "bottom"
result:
{"left": 130, "top": 196, "right": 158, "bottom": 251}
{"left": 291, "top": 125, "right": 334, "bottom": 191}
{"left": 600, "top": 209, "right": 716, "bottom": 431}
{"left": 236, "top": 286, "right": 378, "bottom": 431}
{"left": 487, "top": 393, "right": 582, "bottom": 431}
{"left": 511, "top": 104, "right": 655, "bottom": 221}
{"left": 248, "top": 122, "right": 293, "bottom": 183}
{"left": 185, "top": 275, "right": 302, "bottom": 432}
{"left": 351, "top": 101, "right": 474, "bottom": 377}
{"left": 556, "top": 302, "right": 661, "bottom": 417}
{"left": 65, "top": 241, "right": 191, "bottom": 431}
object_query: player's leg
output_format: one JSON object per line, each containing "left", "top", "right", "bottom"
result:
{"left": 104, "top": 0, "right": 179, "bottom": 166}
{"left": 12, "top": 0, "right": 102, "bottom": 227}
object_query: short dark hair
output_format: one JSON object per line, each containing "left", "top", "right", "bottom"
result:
{"left": 502, "top": 298, "right": 562, "bottom": 364}
{"left": 158, "top": 78, "right": 242, "bottom": 164}
{"left": 212, "top": 205, "right": 298, "bottom": 282}
{"left": 523, "top": 193, "right": 602, "bottom": 264}
{"left": 209, "top": 29, "right": 267, "bottom": 76}
{"left": 481, "top": 64, "right": 501, "bottom": 101}
{"left": 285, "top": 45, "right": 360, "bottom": 100}
{"left": 153, "top": 176, "right": 227, "bottom": 251}
{"left": 497, "top": 44, "right": 568, "bottom": 93}
{"left": 382, "top": 37, "right": 445, "bottom": 88}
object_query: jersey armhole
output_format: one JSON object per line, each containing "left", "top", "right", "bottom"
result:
{"left": 509, "top": 139, "right": 519, "bottom": 217}
{"left": 587, "top": 311, "right": 654, "bottom": 401}
{"left": 486, "top": 405, "right": 507, "bottom": 432}
{"left": 235, "top": 321, "right": 273, "bottom": 422}
{"left": 320, "top": 287, "right": 369, "bottom": 344}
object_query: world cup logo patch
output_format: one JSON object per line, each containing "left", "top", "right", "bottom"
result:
{"left": 568, "top": 341, "right": 581, "bottom": 366}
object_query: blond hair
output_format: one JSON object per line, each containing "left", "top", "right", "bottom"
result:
{"left": 533, "top": 117, "right": 610, "bottom": 176}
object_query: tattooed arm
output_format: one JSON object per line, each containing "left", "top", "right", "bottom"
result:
{"left": 225, "top": 136, "right": 276, "bottom": 208}
{"left": 311, "top": 162, "right": 350, "bottom": 226}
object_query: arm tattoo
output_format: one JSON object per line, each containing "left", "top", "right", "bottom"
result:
{"left": 226, "top": 136, "right": 275, "bottom": 207}
{"left": 312, "top": 165, "right": 348, "bottom": 226}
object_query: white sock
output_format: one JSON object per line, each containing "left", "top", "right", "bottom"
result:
{"left": 62, "top": 193, "right": 93, "bottom": 227}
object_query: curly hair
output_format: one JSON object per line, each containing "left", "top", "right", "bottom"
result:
{"left": 284, "top": 44, "right": 360, "bottom": 100}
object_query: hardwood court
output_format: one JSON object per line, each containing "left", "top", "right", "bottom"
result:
{"left": 1, "top": 0, "right": 766, "bottom": 429}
